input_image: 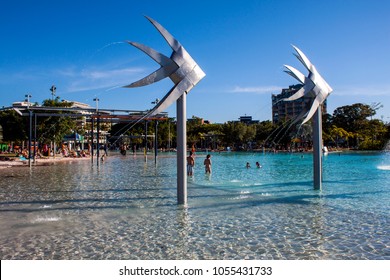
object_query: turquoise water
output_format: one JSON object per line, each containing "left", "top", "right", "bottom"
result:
{"left": 0, "top": 151, "right": 389, "bottom": 259}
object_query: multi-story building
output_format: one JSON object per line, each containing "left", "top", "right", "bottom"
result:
{"left": 272, "top": 84, "right": 327, "bottom": 124}
{"left": 238, "top": 115, "right": 259, "bottom": 125}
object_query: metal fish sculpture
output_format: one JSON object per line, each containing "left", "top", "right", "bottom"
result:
{"left": 283, "top": 45, "right": 332, "bottom": 125}
{"left": 124, "top": 16, "right": 206, "bottom": 116}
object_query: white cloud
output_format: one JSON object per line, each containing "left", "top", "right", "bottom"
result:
{"left": 230, "top": 85, "right": 282, "bottom": 94}
{"left": 81, "top": 68, "right": 142, "bottom": 80}
{"left": 0, "top": 65, "right": 146, "bottom": 94}
{"left": 229, "top": 84, "right": 390, "bottom": 97}
{"left": 62, "top": 67, "right": 145, "bottom": 93}
{"left": 332, "top": 85, "right": 390, "bottom": 97}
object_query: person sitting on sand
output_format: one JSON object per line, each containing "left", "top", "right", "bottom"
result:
{"left": 21, "top": 149, "right": 28, "bottom": 158}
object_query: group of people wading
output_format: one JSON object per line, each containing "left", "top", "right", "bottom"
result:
{"left": 186, "top": 151, "right": 211, "bottom": 177}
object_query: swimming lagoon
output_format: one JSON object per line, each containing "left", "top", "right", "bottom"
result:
{"left": 0, "top": 151, "right": 389, "bottom": 259}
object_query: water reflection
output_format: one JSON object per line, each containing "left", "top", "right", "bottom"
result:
{"left": 0, "top": 152, "right": 389, "bottom": 259}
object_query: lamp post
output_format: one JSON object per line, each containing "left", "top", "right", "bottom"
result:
{"left": 34, "top": 113, "right": 37, "bottom": 163}
{"left": 91, "top": 117, "right": 94, "bottom": 163}
{"left": 25, "top": 94, "right": 32, "bottom": 167}
{"left": 93, "top": 97, "right": 99, "bottom": 112}
{"left": 151, "top": 99, "right": 160, "bottom": 165}
{"left": 93, "top": 98, "right": 100, "bottom": 165}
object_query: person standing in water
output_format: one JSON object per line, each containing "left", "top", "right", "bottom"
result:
{"left": 187, "top": 151, "right": 195, "bottom": 177}
{"left": 204, "top": 154, "right": 212, "bottom": 174}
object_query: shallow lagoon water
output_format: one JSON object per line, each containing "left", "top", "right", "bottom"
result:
{"left": 0, "top": 151, "right": 389, "bottom": 259}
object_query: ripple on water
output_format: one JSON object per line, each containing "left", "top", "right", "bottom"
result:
{"left": 377, "top": 165, "right": 390, "bottom": 170}
{"left": 0, "top": 152, "right": 389, "bottom": 259}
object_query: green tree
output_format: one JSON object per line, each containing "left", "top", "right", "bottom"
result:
{"left": 221, "top": 121, "right": 249, "bottom": 149}
{"left": 357, "top": 119, "right": 388, "bottom": 150}
{"left": 332, "top": 103, "right": 375, "bottom": 132}
{"left": 157, "top": 118, "right": 175, "bottom": 149}
{"left": 37, "top": 97, "right": 76, "bottom": 144}
{"left": 328, "top": 125, "right": 353, "bottom": 148}
{"left": 255, "top": 120, "right": 276, "bottom": 144}
{"left": 108, "top": 118, "right": 176, "bottom": 150}
{"left": 242, "top": 125, "right": 256, "bottom": 149}
{"left": 187, "top": 117, "right": 223, "bottom": 149}
{"left": 0, "top": 109, "right": 27, "bottom": 142}
{"left": 329, "top": 103, "right": 389, "bottom": 150}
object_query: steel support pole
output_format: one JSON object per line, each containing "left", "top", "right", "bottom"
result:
{"left": 154, "top": 121, "right": 158, "bottom": 165}
{"left": 313, "top": 106, "right": 322, "bottom": 190}
{"left": 144, "top": 121, "right": 148, "bottom": 161}
{"left": 96, "top": 116, "right": 100, "bottom": 165}
{"left": 34, "top": 114, "right": 37, "bottom": 163}
{"left": 91, "top": 118, "right": 94, "bottom": 163}
{"left": 53, "top": 136, "right": 56, "bottom": 159}
{"left": 177, "top": 93, "right": 187, "bottom": 205}
{"left": 28, "top": 110, "right": 32, "bottom": 167}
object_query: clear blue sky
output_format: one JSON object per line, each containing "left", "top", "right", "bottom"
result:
{"left": 1, "top": 0, "right": 389, "bottom": 123}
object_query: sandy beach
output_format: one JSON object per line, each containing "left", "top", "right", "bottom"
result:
{"left": 0, "top": 156, "right": 91, "bottom": 169}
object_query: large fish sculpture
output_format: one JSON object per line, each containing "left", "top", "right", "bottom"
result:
{"left": 124, "top": 16, "right": 205, "bottom": 116}
{"left": 283, "top": 45, "right": 332, "bottom": 124}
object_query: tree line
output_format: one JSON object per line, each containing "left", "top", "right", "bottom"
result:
{"left": 1, "top": 100, "right": 389, "bottom": 152}
{"left": 109, "top": 103, "right": 389, "bottom": 151}
{"left": 0, "top": 98, "right": 77, "bottom": 148}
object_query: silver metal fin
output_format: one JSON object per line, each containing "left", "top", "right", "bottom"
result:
{"left": 292, "top": 45, "right": 314, "bottom": 72}
{"left": 292, "top": 108, "right": 309, "bottom": 126}
{"left": 144, "top": 15, "right": 182, "bottom": 52}
{"left": 302, "top": 97, "right": 321, "bottom": 125}
{"left": 123, "top": 65, "right": 176, "bottom": 88}
{"left": 284, "top": 65, "right": 305, "bottom": 83}
{"left": 149, "top": 78, "right": 192, "bottom": 116}
{"left": 283, "top": 87, "right": 306, "bottom": 102}
{"left": 123, "top": 41, "right": 178, "bottom": 88}
{"left": 127, "top": 41, "right": 173, "bottom": 66}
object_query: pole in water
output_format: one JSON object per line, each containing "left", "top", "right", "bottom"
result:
{"left": 154, "top": 120, "right": 158, "bottom": 165}
{"left": 144, "top": 120, "right": 148, "bottom": 162}
{"left": 28, "top": 110, "right": 32, "bottom": 167}
{"left": 177, "top": 94, "right": 187, "bottom": 205}
{"left": 34, "top": 114, "right": 37, "bottom": 164}
{"left": 91, "top": 117, "right": 94, "bottom": 164}
{"left": 282, "top": 45, "right": 332, "bottom": 190}
{"left": 313, "top": 106, "right": 322, "bottom": 190}
{"left": 124, "top": 16, "right": 205, "bottom": 205}
{"left": 96, "top": 115, "right": 100, "bottom": 165}
{"left": 25, "top": 94, "right": 32, "bottom": 167}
